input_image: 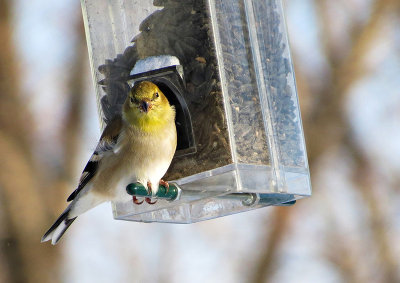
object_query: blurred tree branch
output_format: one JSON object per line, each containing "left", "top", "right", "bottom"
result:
{"left": 313, "top": 0, "right": 400, "bottom": 282}
{"left": 307, "top": 0, "right": 396, "bottom": 165}
{"left": 0, "top": 1, "right": 88, "bottom": 282}
{"left": 47, "top": 17, "right": 88, "bottom": 215}
{"left": 347, "top": 136, "right": 399, "bottom": 283}
{"left": 250, "top": 207, "right": 292, "bottom": 283}
{"left": 63, "top": 21, "right": 87, "bottom": 181}
{"left": 0, "top": 0, "right": 54, "bottom": 281}
{"left": 324, "top": 231, "right": 363, "bottom": 283}
{"left": 252, "top": 0, "right": 400, "bottom": 282}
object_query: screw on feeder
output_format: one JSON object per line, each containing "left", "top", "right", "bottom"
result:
{"left": 218, "top": 193, "right": 296, "bottom": 207}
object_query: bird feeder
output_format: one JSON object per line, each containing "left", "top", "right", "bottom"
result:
{"left": 81, "top": 0, "right": 311, "bottom": 223}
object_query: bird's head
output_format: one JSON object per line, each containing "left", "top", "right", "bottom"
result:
{"left": 123, "top": 81, "right": 175, "bottom": 132}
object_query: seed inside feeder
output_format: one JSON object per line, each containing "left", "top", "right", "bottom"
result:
{"left": 97, "top": 0, "right": 304, "bottom": 181}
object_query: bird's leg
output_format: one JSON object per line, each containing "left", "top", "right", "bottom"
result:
{"left": 132, "top": 196, "right": 144, "bottom": 205}
{"left": 159, "top": 179, "right": 170, "bottom": 194}
{"left": 145, "top": 181, "right": 157, "bottom": 204}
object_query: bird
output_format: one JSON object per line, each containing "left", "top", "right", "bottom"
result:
{"left": 41, "top": 81, "right": 177, "bottom": 245}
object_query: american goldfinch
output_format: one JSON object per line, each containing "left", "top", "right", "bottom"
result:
{"left": 41, "top": 81, "right": 177, "bottom": 245}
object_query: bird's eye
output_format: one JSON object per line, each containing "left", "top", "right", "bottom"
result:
{"left": 155, "top": 92, "right": 159, "bottom": 98}
{"left": 130, "top": 97, "right": 135, "bottom": 104}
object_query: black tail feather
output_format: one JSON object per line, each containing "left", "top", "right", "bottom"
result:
{"left": 41, "top": 209, "right": 77, "bottom": 245}
{"left": 52, "top": 217, "right": 76, "bottom": 244}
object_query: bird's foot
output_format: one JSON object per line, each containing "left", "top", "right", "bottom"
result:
{"left": 159, "top": 179, "right": 170, "bottom": 194}
{"left": 145, "top": 182, "right": 157, "bottom": 205}
{"left": 145, "top": 197, "right": 157, "bottom": 204}
{"left": 133, "top": 196, "right": 144, "bottom": 205}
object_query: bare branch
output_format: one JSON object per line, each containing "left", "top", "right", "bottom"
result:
{"left": 0, "top": 1, "right": 88, "bottom": 282}
{"left": 250, "top": 207, "right": 292, "bottom": 283}
{"left": 346, "top": 135, "right": 400, "bottom": 283}
{"left": 305, "top": 0, "right": 398, "bottom": 165}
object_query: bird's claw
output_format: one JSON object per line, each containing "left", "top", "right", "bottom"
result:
{"left": 145, "top": 197, "right": 157, "bottom": 204}
{"left": 159, "top": 179, "right": 170, "bottom": 194}
{"left": 133, "top": 196, "right": 144, "bottom": 205}
{"left": 145, "top": 181, "right": 157, "bottom": 205}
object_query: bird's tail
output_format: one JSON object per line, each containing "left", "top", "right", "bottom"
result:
{"left": 41, "top": 208, "right": 77, "bottom": 245}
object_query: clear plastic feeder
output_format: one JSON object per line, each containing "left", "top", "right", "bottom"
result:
{"left": 81, "top": 0, "right": 311, "bottom": 223}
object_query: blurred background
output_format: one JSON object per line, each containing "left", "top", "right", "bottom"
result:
{"left": 1, "top": 0, "right": 400, "bottom": 282}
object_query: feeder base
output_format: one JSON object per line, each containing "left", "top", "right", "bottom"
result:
{"left": 112, "top": 164, "right": 310, "bottom": 223}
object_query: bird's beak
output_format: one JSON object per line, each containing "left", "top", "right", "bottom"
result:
{"left": 140, "top": 100, "right": 151, "bottom": 113}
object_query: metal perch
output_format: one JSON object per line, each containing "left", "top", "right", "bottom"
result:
{"left": 126, "top": 183, "right": 296, "bottom": 207}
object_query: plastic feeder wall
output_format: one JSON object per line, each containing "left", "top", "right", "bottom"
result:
{"left": 81, "top": 0, "right": 311, "bottom": 223}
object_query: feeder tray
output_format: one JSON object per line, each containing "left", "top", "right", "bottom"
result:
{"left": 123, "top": 182, "right": 295, "bottom": 223}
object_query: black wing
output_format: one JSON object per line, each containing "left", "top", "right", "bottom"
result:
{"left": 67, "top": 116, "right": 123, "bottom": 202}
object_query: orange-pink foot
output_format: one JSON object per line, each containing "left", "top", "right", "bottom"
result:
{"left": 145, "top": 181, "right": 157, "bottom": 204}
{"left": 133, "top": 196, "right": 144, "bottom": 205}
{"left": 159, "top": 179, "right": 170, "bottom": 194}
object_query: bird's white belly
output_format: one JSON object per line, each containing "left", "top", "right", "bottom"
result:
{"left": 111, "top": 135, "right": 174, "bottom": 202}
{"left": 112, "top": 160, "right": 171, "bottom": 202}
